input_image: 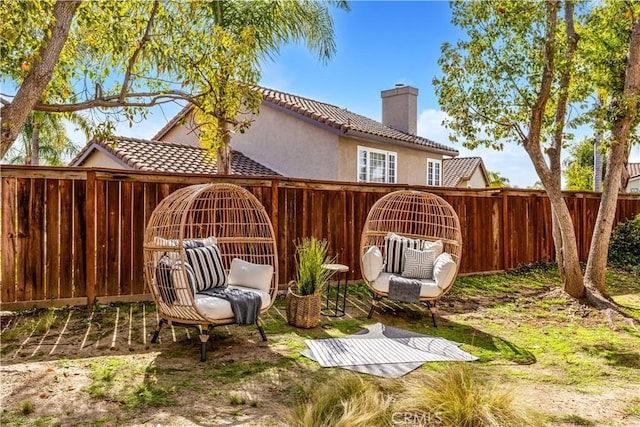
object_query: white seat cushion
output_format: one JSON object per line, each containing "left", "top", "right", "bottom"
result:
{"left": 227, "top": 258, "right": 273, "bottom": 292}
{"left": 362, "top": 246, "right": 383, "bottom": 282}
{"left": 370, "top": 272, "right": 443, "bottom": 298}
{"left": 433, "top": 252, "right": 457, "bottom": 290}
{"left": 422, "top": 239, "right": 444, "bottom": 257}
{"left": 194, "top": 286, "right": 271, "bottom": 320}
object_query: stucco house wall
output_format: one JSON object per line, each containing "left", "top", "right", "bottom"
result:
{"left": 78, "top": 149, "right": 126, "bottom": 169}
{"left": 464, "top": 167, "right": 489, "bottom": 188}
{"left": 161, "top": 124, "right": 197, "bottom": 146}
{"left": 628, "top": 176, "right": 640, "bottom": 193}
{"left": 229, "top": 105, "right": 340, "bottom": 181}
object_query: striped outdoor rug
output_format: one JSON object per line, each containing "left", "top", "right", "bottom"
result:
{"left": 302, "top": 323, "right": 477, "bottom": 377}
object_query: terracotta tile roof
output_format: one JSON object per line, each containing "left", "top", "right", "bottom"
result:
{"left": 443, "top": 157, "right": 488, "bottom": 187}
{"left": 629, "top": 162, "right": 640, "bottom": 178}
{"left": 152, "top": 86, "right": 458, "bottom": 155}
{"left": 70, "top": 137, "right": 281, "bottom": 176}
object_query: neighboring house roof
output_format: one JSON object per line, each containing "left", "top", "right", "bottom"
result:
{"left": 70, "top": 137, "right": 281, "bottom": 176}
{"left": 152, "top": 86, "right": 459, "bottom": 156}
{"left": 629, "top": 162, "right": 640, "bottom": 179}
{"left": 442, "top": 156, "right": 489, "bottom": 187}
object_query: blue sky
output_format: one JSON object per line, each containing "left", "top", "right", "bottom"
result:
{"left": 104, "top": 1, "right": 639, "bottom": 188}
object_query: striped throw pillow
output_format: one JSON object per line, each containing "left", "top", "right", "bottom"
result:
{"left": 156, "top": 256, "right": 177, "bottom": 304}
{"left": 171, "top": 261, "right": 197, "bottom": 298}
{"left": 383, "top": 233, "right": 422, "bottom": 274}
{"left": 185, "top": 245, "right": 227, "bottom": 291}
{"left": 155, "top": 257, "right": 198, "bottom": 304}
{"left": 402, "top": 247, "right": 436, "bottom": 279}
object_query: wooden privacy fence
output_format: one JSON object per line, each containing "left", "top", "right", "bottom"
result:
{"left": 2, "top": 166, "right": 639, "bottom": 310}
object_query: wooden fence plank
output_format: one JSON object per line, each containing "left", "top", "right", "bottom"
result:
{"left": 95, "top": 179, "right": 107, "bottom": 296}
{"left": 501, "top": 190, "right": 510, "bottom": 271}
{"left": 120, "top": 181, "right": 133, "bottom": 295}
{"left": 1, "top": 178, "right": 17, "bottom": 303}
{"left": 131, "top": 181, "right": 145, "bottom": 295}
{"left": 58, "top": 180, "right": 73, "bottom": 298}
{"left": 15, "top": 178, "right": 30, "bottom": 301}
{"left": 86, "top": 172, "right": 96, "bottom": 304}
{"left": 45, "top": 180, "right": 60, "bottom": 300}
{"left": 73, "top": 180, "right": 87, "bottom": 298}
{"left": 29, "top": 179, "right": 46, "bottom": 300}
{"left": 106, "top": 181, "right": 120, "bottom": 297}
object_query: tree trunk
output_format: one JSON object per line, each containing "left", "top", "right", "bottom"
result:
{"left": 522, "top": 0, "right": 584, "bottom": 298}
{"left": 0, "top": 0, "right": 80, "bottom": 158}
{"left": 584, "top": 14, "right": 640, "bottom": 296}
{"left": 30, "top": 121, "right": 40, "bottom": 166}
{"left": 216, "top": 121, "right": 232, "bottom": 175}
{"left": 549, "top": 0, "right": 578, "bottom": 286}
{"left": 551, "top": 207, "right": 565, "bottom": 282}
{"left": 593, "top": 134, "right": 603, "bottom": 192}
{"left": 549, "top": 189, "right": 585, "bottom": 298}
{"left": 216, "top": 145, "right": 231, "bottom": 175}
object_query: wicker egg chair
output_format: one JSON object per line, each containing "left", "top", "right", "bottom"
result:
{"left": 360, "top": 190, "right": 462, "bottom": 326}
{"left": 143, "top": 183, "right": 278, "bottom": 361}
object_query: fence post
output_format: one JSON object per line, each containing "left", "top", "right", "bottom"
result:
{"left": 85, "top": 170, "right": 96, "bottom": 306}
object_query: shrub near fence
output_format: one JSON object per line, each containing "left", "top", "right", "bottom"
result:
{"left": 2, "top": 166, "right": 639, "bottom": 309}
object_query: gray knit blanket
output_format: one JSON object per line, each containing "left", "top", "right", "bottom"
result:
{"left": 387, "top": 275, "right": 422, "bottom": 303}
{"left": 198, "top": 287, "right": 262, "bottom": 325}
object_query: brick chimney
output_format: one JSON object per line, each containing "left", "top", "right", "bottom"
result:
{"left": 381, "top": 84, "right": 418, "bottom": 135}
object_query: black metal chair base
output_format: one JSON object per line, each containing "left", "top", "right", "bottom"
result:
{"left": 150, "top": 317, "right": 268, "bottom": 362}
{"left": 368, "top": 292, "right": 438, "bottom": 327}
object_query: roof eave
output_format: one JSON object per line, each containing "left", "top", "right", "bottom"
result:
{"left": 345, "top": 129, "right": 459, "bottom": 156}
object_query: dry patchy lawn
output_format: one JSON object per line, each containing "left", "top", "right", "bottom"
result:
{"left": 1, "top": 266, "right": 639, "bottom": 426}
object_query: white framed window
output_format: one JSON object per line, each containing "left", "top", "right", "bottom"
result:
{"left": 427, "top": 158, "right": 442, "bottom": 186}
{"left": 358, "top": 146, "right": 397, "bottom": 183}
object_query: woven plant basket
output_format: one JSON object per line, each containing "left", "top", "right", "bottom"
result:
{"left": 286, "top": 281, "right": 322, "bottom": 328}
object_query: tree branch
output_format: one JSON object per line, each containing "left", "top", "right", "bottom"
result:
{"left": 32, "top": 90, "right": 199, "bottom": 113}
{"left": 119, "top": 0, "right": 159, "bottom": 102}
{"left": 527, "top": 0, "right": 559, "bottom": 151}
{"left": 524, "top": 0, "right": 560, "bottom": 189}
{"left": 548, "top": 1, "right": 579, "bottom": 182}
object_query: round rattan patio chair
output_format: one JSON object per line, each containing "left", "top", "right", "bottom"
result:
{"left": 143, "top": 183, "right": 278, "bottom": 361}
{"left": 360, "top": 190, "right": 462, "bottom": 326}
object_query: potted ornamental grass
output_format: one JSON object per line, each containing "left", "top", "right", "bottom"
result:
{"left": 286, "top": 237, "right": 333, "bottom": 328}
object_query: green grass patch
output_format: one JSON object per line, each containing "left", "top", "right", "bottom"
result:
{"left": 624, "top": 398, "right": 640, "bottom": 417}
{"left": 85, "top": 356, "right": 173, "bottom": 409}
{"left": 0, "top": 411, "right": 61, "bottom": 427}
{"left": 204, "top": 359, "right": 288, "bottom": 384}
{"left": 1, "top": 307, "right": 66, "bottom": 342}
{"left": 229, "top": 394, "right": 246, "bottom": 405}
{"left": 548, "top": 413, "right": 596, "bottom": 426}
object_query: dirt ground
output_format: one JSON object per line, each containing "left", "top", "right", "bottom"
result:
{"left": 1, "top": 284, "right": 640, "bottom": 426}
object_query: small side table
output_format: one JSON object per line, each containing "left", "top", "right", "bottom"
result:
{"left": 321, "top": 263, "right": 349, "bottom": 317}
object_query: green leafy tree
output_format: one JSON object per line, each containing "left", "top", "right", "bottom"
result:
{"left": 488, "top": 171, "right": 510, "bottom": 188}
{"left": 563, "top": 137, "right": 608, "bottom": 191}
{"left": 581, "top": 1, "right": 640, "bottom": 296}
{"left": 1, "top": 0, "right": 349, "bottom": 174}
{"left": 435, "top": 0, "right": 585, "bottom": 297}
{"left": 5, "top": 111, "right": 90, "bottom": 166}
{"left": 435, "top": 0, "right": 640, "bottom": 304}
